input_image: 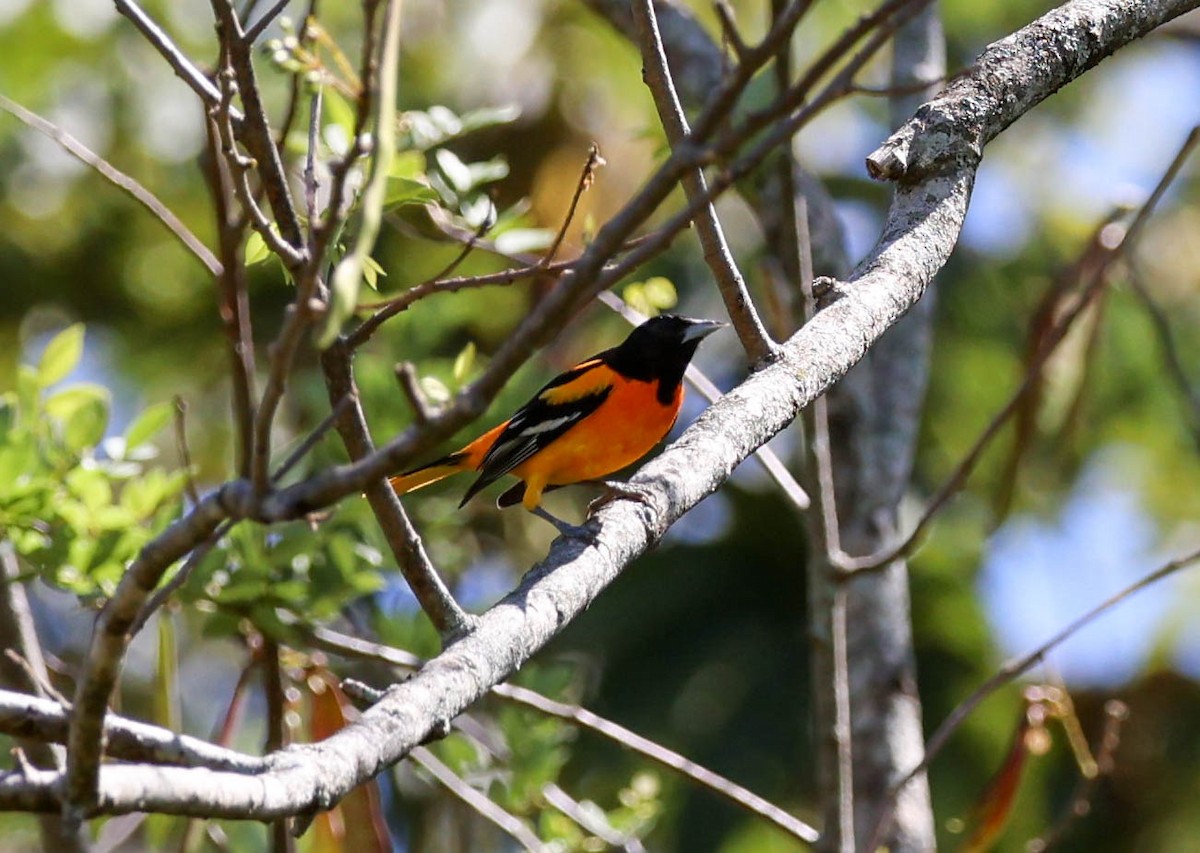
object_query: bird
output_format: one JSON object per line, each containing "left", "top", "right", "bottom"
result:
{"left": 388, "top": 314, "right": 725, "bottom": 535}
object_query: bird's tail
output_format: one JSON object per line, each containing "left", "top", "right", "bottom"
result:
{"left": 388, "top": 451, "right": 470, "bottom": 496}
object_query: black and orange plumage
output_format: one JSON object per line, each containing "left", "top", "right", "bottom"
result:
{"left": 389, "top": 314, "right": 724, "bottom": 533}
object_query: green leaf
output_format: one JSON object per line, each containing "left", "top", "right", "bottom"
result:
{"left": 641, "top": 276, "right": 678, "bottom": 310}
{"left": 623, "top": 277, "right": 677, "bottom": 318}
{"left": 452, "top": 341, "right": 476, "bottom": 384}
{"left": 323, "top": 87, "right": 357, "bottom": 137}
{"left": 389, "top": 150, "right": 426, "bottom": 180}
{"left": 66, "top": 467, "right": 112, "bottom": 512}
{"left": 245, "top": 231, "right": 270, "bottom": 266}
{"left": 37, "top": 324, "right": 85, "bottom": 387}
{"left": 384, "top": 176, "right": 440, "bottom": 209}
{"left": 63, "top": 394, "right": 109, "bottom": 452}
{"left": 124, "top": 402, "right": 173, "bottom": 451}
{"left": 362, "top": 255, "right": 388, "bottom": 290}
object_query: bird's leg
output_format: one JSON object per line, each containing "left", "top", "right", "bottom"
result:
{"left": 529, "top": 505, "right": 594, "bottom": 540}
{"left": 586, "top": 480, "right": 657, "bottom": 517}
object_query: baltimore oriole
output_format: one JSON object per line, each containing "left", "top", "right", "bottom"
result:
{"left": 389, "top": 314, "right": 724, "bottom": 534}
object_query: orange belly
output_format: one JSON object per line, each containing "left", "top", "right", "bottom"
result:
{"left": 511, "top": 379, "right": 681, "bottom": 503}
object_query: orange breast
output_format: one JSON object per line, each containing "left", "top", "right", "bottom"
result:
{"left": 513, "top": 378, "right": 682, "bottom": 487}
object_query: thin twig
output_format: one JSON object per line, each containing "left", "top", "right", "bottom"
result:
{"left": 309, "top": 0, "right": 381, "bottom": 260}
{"left": 211, "top": 0, "right": 306, "bottom": 248}
{"left": 410, "top": 745, "right": 543, "bottom": 851}
{"left": 347, "top": 216, "right": 497, "bottom": 350}
{"left": 539, "top": 143, "right": 605, "bottom": 269}
{"left": 211, "top": 59, "right": 306, "bottom": 269}
{"left": 201, "top": 118, "right": 258, "bottom": 478}
{"left": 713, "top": 1, "right": 750, "bottom": 61}
{"left": 395, "top": 362, "right": 434, "bottom": 424}
{"left": 244, "top": 0, "right": 292, "bottom": 43}
{"left": 270, "top": 392, "right": 358, "bottom": 483}
{"left": 113, "top": 0, "right": 238, "bottom": 120}
{"left": 173, "top": 397, "right": 200, "bottom": 507}
{"left": 836, "top": 124, "right": 1200, "bottom": 576}
{"left": 1128, "top": 268, "right": 1200, "bottom": 440}
{"left": 632, "top": 0, "right": 777, "bottom": 363}
{"left": 0, "top": 94, "right": 221, "bottom": 277}
{"left": 129, "top": 520, "right": 237, "bottom": 638}
{"left": 689, "top": 0, "right": 819, "bottom": 142}
{"left": 880, "top": 546, "right": 1200, "bottom": 839}
{"left": 320, "top": 341, "right": 476, "bottom": 641}
{"left": 319, "top": 0, "right": 400, "bottom": 347}
{"left": 543, "top": 783, "right": 645, "bottom": 852}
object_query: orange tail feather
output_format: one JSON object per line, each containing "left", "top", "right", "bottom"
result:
{"left": 388, "top": 452, "right": 469, "bottom": 496}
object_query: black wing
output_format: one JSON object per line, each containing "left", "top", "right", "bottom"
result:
{"left": 458, "top": 359, "right": 613, "bottom": 506}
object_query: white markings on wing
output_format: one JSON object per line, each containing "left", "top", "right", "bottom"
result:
{"left": 517, "top": 414, "right": 581, "bottom": 436}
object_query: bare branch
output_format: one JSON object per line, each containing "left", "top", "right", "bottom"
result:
{"left": 202, "top": 118, "right": 259, "bottom": 478}
{"left": 320, "top": 341, "right": 476, "bottom": 641}
{"left": 410, "top": 746, "right": 543, "bottom": 851}
{"left": 877, "top": 546, "right": 1200, "bottom": 843}
{"left": 632, "top": 0, "right": 777, "bottom": 363}
{"left": 0, "top": 689, "right": 267, "bottom": 773}
{"left": 245, "top": 0, "right": 292, "bottom": 43}
{"left": 114, "top": 0, "right": 239, "bottom": 121}
{"left": 211, "top": 0, "right": 306, "bottom": 248}
{"left": 0, "top": 94, "right": 221, "bottom": 276}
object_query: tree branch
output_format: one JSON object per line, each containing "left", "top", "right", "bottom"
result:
{"left": 631, "top": 0, "right": 777, "bottom": 363}
{"left": 114, "top": 0, "right": 240, "bottom": 122}
{"left": 0, "top": 94, "right": 221, "bottom": 276}
{"left": 319, "top": 341, "right": 476, "bottom": 641}
{"left": 0, "top": 689, "right": 268, "bottom": 773}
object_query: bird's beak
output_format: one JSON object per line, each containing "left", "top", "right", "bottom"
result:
{"left": 680, "top": 318, "right": 728, "bottom": 343}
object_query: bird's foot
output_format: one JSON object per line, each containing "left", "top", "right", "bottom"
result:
{"left": 586, "top": 480, "right": 657, "bottom": 516}
{"left": 530, "top": 506, "right": 594, "bottom": 541}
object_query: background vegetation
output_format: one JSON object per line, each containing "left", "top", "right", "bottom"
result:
{"left": 1, "top": 0, "right": 1199, "bottom": 850}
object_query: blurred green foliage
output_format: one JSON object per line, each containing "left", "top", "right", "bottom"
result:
{"left": 1, "top": 0, "right": 1199, "bottom": 851}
